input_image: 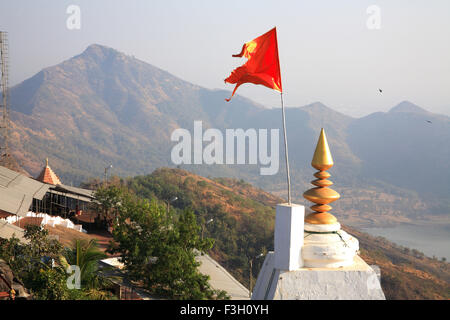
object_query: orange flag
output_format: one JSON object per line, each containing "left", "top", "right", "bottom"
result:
{"left": 224, "top": 27, "right": 282, "bottom": 101}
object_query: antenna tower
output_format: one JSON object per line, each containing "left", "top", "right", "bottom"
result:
{"left": 0, "top": 31, "right": 21, "bottom": 171}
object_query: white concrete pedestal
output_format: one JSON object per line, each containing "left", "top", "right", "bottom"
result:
{"left": 252, "top": 202, "right": 385, "bottom": 300}
{"left": 251, "top": 253, "right": 385, "bottom": 300}
{"left": 274, "top": 203, "right": 305, "bottom": 271}
{"left": 302, "top": 222, "right": 359, "bottom": 268}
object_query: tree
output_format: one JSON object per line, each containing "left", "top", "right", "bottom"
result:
{"left": 62, "top": 239, "right": 107, "bottom": 289}
{"left": 147, "top": 209, "right": 216, "bottom": 299}
{"left": 0, "top": 225, "right": 114, "bottom": 300}
{"left": 29, "top": 267, "right": 70, "bottom": 300}
{"left": 108, "top": 189, "right": 227, "bottom": 299}
{"left": 24, "top": 225, "right": 62, "bottom": 263}
{"left": 0, "top": 236, "right": 23, "bottom": 274}
{"left": 92, "top": 185, "right": 127, "bottom": 228}
{"left": 4, "top": 225, "right": 67, "bottom": 300}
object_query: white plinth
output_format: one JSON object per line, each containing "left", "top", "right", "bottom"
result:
{"left": 302, "top": 227, "right": 359, "bottom": 268}
{"left": 274, "top": 203, "right": 305, "bottom": 271}
{"left": 304, "top": 222, "right": 341, "bottom": 232}
{"left": 252, "top": 252, "right": 385, "bottom": 300}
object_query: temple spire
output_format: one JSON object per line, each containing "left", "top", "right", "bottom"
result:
{"left": 311, "top": 128, "right": 333, "bottom": 171}
{"left": 37, "top": 157, "right": 61, "bottom": 185}
{"left": 303, "top": 128, "right": 340, "bottom": 224}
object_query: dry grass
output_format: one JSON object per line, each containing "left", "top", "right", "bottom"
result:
{"left": 43, "top": 225, "right": 113, "bottom": 252}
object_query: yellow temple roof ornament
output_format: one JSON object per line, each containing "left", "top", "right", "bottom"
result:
{"left": 303, "top": 128, "right": 340, "bottom": 224}
{"left": 311, "top": 128, "right": 333, "bottom": 171}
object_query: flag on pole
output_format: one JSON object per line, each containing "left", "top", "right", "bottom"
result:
{"left": 224, "top": 27, "right": 282, "bottom": 101}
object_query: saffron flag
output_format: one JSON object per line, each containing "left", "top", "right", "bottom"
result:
{"left": 224, "top": 27, "right": 282, "bottom": 101}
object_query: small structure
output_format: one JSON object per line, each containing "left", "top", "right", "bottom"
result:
{"left": 36, "top": 158, "right": 61, "bottom": 185}
{"left": 33, "top": 158, "right": 95, "bottom": 220}
{"left": 252, "top": 129, "right": 385, "bottom": 300}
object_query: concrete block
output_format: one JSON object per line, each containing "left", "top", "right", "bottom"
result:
{"left": 274, "top": 203, "right": 305, "bottom": 271}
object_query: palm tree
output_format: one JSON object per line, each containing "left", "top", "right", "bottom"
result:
{"left": 63, "top": 239, "right": 107, "bottom": 289}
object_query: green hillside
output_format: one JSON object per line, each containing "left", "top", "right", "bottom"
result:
{"left": 105, "top": 168, "right": 449, "bottom": 300}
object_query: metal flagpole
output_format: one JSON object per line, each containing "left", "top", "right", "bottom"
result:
{"left": 280, "top": 92, "right": 291, "bottom": 204}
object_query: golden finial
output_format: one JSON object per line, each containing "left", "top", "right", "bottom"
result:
{"left": 303, "top": 128, "right": 340, "bottom": 224}
{"left": 45, "top": 158, "right": 49, "bottom": 167}
{"left": 311, "top": 128, "right": 333, "bottom": 171}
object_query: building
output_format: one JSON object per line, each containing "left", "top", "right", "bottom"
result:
{"left": 33, "top": 158, "right": 95, "bottom": 220}
{"left": 0, "top": 159, "right": 96, "bottom": 242}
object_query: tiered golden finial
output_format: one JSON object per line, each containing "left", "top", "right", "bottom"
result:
{"left": 303, "top": 128, "right": 340, "bottom": 224}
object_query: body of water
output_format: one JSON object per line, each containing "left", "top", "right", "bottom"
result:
{"left": 362, "top": 223, "right": 450, "bottom": 261}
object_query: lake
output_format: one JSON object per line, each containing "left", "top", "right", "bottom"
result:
{"left": 362, "top": 223, "right": 450, "bottom": 261}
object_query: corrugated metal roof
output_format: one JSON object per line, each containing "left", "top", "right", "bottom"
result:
{"left": 49, "top": 184, "right": 95, "bottom": 202}
{"left": 196, "top": 254, "right": 250, "bottom": 300}
{"left": 0, "top": 188, "right": 29, "bottom": 216}
{"left": 0, "top": 166, "right": 49, "bottom": 199}
{"left": 0, "top": 220, "right": 28, "bottom": 243}
{"left": 55, "top": 184, "right": 94, "bottom": 198}
{"left": 0, "top": 166, "right": 50, "bottom": 217}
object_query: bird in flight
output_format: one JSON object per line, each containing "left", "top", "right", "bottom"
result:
{"left": 426, "top": 120, "right": 432, "bottom": 124}
{"left": 378, "top": 89, "right": 383, "bottom": 94}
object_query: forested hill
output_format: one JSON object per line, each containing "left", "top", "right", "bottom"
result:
{"left": 112, "top": 167, "right": 449, "bottom": 300}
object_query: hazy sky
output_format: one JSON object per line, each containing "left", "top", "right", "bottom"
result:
{"left": 1, "top": 0, "right": 449, "bottom": 117}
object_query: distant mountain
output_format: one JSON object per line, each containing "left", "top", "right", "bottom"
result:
{"left": 9, "top": 44, "right": 450, "bottom": 226}
{"left": 348, "top": 100, "right": 450, "bottom": 198}
{"left": 389, "top": 100, "right": 431, "bottom": 115}
{"left": 10, "top": 44, "right": 267, "bottom": 182}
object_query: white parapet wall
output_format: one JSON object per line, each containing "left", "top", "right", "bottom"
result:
{"left": 1, "top": 212, "right": 85, "bottom": 233}
{"left": 252, "top": 252, "right": 385, "bottom": 300}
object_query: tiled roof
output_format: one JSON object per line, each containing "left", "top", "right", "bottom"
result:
{"left": 36, "top": 158, "right": 61, "bottom": 185}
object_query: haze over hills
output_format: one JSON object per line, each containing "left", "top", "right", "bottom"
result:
{"left": 8, "top": 44, "right": 450, "bottom": 227}
{"left": 348, "top": 101, "right": 450, "bottom": 197}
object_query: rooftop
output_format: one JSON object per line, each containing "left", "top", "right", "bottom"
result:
{"left": 36, "top": 158, "right": 61, "bottom": 185}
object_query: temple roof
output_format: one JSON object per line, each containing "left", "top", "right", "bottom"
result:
{"left": 36, "top": 158, "right": 62, "bottom": 185}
